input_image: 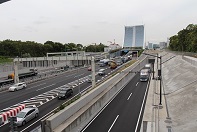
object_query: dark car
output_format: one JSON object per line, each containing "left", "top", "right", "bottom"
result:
{"left": 57, "top": 87, "right": 73, "bottom": 99}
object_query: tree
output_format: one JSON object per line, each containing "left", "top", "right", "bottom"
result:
{"left": 169, "top": 24, "right": 197, "bottom": 52}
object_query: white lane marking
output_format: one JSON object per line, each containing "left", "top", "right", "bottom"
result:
{"left": 36, "top": 84, "right": 55, "bottom": 91}
{"left": 65, "top": 74, "right": 76, "bottom": 78}
{"left": 135, "top": 78, "right": 150, "bottom": 132}
{"left": 74, "top": 73, "right": 84, "bottom": 78}
{"left": 108, "top": 115, "right": 119, "bottom": 132}
{"left": 26, "top": 83, "right": 46, "bottom": 90}
{"left": 127, "top": 93, "right": 133, "bottom": 100}
{"left": 136, "top": 82, "right": 139, "bottom": 86}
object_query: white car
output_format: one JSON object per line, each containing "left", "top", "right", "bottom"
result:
{"left": 9, "top": 82, "right": 27, "bottom": 92}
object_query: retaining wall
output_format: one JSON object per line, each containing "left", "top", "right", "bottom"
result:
{"left": 182, "top": 56, "right": 197, "bottom": 67}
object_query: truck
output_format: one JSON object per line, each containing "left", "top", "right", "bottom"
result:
{"left": 109, "top": 61, "right": 117, "bottom": 69}
{"left": 8, "top": 68, "right": 38, "bottom": 79}
{"left": 99, "top": 59, "right": 110, "bottom": 67}
{"left": 0, "top": 79, "right": 14, "bottom": 87}
{"left": 144, "top": 64, "right": 152, "bottom": 72}
{"left": 140, "top": 69, "right": 150, "bottom": 82}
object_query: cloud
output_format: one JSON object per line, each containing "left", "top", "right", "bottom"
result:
{"left": 0, "top": 0, "right": 196, "bottom": 45}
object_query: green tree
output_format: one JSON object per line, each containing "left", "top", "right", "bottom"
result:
{"left": 169, "top": 24, "right": 197, "bottom": 52}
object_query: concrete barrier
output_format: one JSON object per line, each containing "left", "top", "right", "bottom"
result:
{"left": 42, "top": 57, "right": 148, "bottom": 132}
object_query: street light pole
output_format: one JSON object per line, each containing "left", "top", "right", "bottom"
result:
{"left": 143, "top": 53, "right": 162, "bottom": 105}
{"left": 159, "top": 56, "right": 162, "bottom": 105}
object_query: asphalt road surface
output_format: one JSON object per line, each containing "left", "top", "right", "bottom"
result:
{"left": 0, "top": 65, "right": 115, "bottom": 131}
{"left": 81, "top": 72, "right": 150, "bottom": 132}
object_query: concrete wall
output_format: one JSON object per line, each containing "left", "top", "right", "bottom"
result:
{"left": 42, "top": 57, "right": 148, "bottom": 132}
{"left": 182, "top": 56, "right": 197, "bottom": 67}
{"left": 13, "top": 56, "right": 91, "bottom": 62}
{"left": 0, "top": 56, "right": 91, "bottom": 78}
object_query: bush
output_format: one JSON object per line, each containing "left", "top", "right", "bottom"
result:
{"left": 0, "top": 56, "right": 13, "bottom": 64}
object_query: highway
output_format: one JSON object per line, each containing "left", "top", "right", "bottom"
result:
{"left": 0, "top": 65, "right": 115, "bottom": 131}
{"left": 81, "top": 72, "right": 150, "bottom": 132}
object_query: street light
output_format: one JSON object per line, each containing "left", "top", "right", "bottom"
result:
{"left": 143, "top": 53, "right": 162, "bottom": 105}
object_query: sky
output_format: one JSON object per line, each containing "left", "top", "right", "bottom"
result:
{"left": 0, "top": 0, "right": 197, "bottom": 46}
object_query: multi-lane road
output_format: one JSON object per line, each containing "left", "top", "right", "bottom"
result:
{"left": 0, "top": 59, "right": 150, "bottom": 132}
{"left": 81, "top": 72, "right": 150, "bottom": 132}
{"left": 0, "top": 65, "right": 114, "bottom": 132}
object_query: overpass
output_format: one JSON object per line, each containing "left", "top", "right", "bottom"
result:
{"left": 13, "top": 51, "right": 92, "bottom": 68}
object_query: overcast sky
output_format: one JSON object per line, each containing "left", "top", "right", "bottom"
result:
{"left": 0, "top": 0, "right": 196, "bottom": 46}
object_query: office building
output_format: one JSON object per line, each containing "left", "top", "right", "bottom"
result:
{"left": 159, "top": 42, "right": 167, "bottom": 49}
{"left": 123, "top": 25, "right": 145, "bottom": 48}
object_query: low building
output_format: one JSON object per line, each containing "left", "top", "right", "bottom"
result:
{"left": 104, "top": 43, "right": 122, "bottom": 52}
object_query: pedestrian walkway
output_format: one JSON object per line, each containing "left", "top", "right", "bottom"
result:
{"left": 141, "top": 62, "right": 169, "bottom": 132}
{"left": 142, "top": 51, "right": 197, "bottom": 132}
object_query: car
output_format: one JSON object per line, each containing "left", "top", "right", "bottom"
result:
{"left": 98, "top": 69, "right": 105, "bottom": 75}
{"left": 15, "top": 106, "right": 39, "bottom": 126}
{"left": 116, "top": 60, "right": 123, "bottom": 66}
{"left": 99, "top": 63, "right": 106, "bottom": 67}
{"left": 57, "top": 87, "right": 73, "bottom": 99}
{"left": 88, "top": 66, "right": 92, "bottom": 71}
{"left": 9, "top": 82, "right": 27, "bottom": 92}
{"left": 87, "top": 75, "right": 92, "bottom": 83}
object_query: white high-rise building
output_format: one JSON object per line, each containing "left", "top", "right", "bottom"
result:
{"left": 123, "top": 25, "right": 145, "bottom": 48}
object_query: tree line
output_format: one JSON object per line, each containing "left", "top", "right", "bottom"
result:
{"left": 0, "top": 40, "right": 107, "bottom": 58}
{"left": 169, "top": 24, "right": 197, "bottom": 52}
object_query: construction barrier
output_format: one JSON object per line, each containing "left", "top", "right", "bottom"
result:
{"left": 0, "top": 104, "right": 25, "bottom": 125}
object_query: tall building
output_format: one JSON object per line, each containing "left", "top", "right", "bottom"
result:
{"left": 123, "top": 25, "right": 145, "bottom": 48}
{"left": 159, "top": 42, "right": 167, "bottom": 49}
{"left": 148, "top": 42, "right": 153, "bottom": 49}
